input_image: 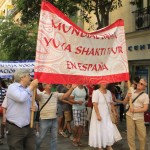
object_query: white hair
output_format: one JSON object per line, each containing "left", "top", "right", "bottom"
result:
{"left": 14, "top": 69, "right": 30, "bottom": 82}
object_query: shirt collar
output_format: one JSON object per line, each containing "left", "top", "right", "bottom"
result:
{"left": 14, "top": 82, "right": 25, "bottom": 88}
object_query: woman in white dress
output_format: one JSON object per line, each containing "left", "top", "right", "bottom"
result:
{"left": 89, "top": 83, "right": 122, "bottom": 150}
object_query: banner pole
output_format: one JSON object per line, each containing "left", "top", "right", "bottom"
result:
{"left": 30, "top": 88, "right": 36, "bottom": 128}
{"left": 127, "top": 80, "right": 133, "bottom": 109}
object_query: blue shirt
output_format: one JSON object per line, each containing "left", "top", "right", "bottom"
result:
{"left": 6, "top": 82, "right": 32, "bottom": 128}
{"left": 71, "top": 87, "right": 86, "bottom": 110}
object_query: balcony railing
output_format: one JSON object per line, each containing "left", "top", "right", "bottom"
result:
{"left": 133, "top": 6, "right": 150, "bottom": 30}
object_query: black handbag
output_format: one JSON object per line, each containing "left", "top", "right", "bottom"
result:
{"left": 35, "top": 93, "right": 53, "bottom": 122}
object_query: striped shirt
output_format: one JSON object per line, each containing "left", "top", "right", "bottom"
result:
{"left": 38, "top": 91, "right": 63, "bottom": 119}
{"left": 0, "top": 87, "right": 6, "bottom": 106}
{"left": 0, "top": 87, "right": 7, "bottom": 105}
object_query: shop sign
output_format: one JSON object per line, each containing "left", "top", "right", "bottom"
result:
{"left": 128, "top": 44, "right": 150, "bottom": 51}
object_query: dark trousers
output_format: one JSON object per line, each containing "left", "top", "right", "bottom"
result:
{"left": 120, "top": 104, "right": 124, "bottom": 122}
{"left": 7, "top": 122, "right": 36, "bottom": 150}
{"left": 1, "top": 123, "right": 5, "bottom": 138}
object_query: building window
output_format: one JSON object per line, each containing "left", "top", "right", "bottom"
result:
{"left": 137, "top": 0, "right": 143, "bottom": 9}
{"left": 148, "top": 0, "right": 150, "bottom": 6}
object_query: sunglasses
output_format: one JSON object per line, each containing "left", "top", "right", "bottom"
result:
{"left": 138, "top": 82, "right": 146, "bottom": 86}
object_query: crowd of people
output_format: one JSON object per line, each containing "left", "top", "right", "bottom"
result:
{"left": 0, "top": 68, "right": 149, "bottom": 150}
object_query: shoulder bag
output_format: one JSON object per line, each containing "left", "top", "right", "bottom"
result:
{"left": 103, "top": 94, "right": 117, "bottom": 124}
{"left": 35, "top": 93, "right": 53, "bottom": 122}
{"left": 125, "top": 92, "right": 144, "bottom": 113}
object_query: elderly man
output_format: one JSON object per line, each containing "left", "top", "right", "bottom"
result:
{"left": 123, "top": 78, "right": 149, "bottom": 150}
{"left": 6, "top": 69, "right": 38, "bottom": 150}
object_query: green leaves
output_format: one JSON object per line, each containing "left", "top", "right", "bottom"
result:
{"left": 0, "top": 0, "right": 123, "bottom": 61}
{"left": 16, "top": 0, "right": 79, "bottom": 24}
{"left": 0, "top": 19, "right": 38, "bottom": 60}
{"left": 0, "top": 0, "right": 81, "bottom": 61}
{"left": 78, "top": 0, "right": 123, "bottom": 30}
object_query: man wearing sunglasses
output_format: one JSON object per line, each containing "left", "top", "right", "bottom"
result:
{"left": 123, "top": 78, "right": 149, "bottom": 150}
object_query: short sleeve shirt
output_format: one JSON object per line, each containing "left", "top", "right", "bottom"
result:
{"left": 92, "top": 89, "right": 113, "bottom": 104}
{"left": 71, "top": 87, "right": 86, "bottom": 110}
{"left": 38, "top": 91, "right": 63, "bottom": 119}
{"left": 126, "top": 91, "right": 149, "bottom": 120}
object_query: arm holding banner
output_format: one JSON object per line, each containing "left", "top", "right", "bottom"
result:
{"left": 114, "top": 94, "right": 131, "bottom": 105}
{"left": 29, "top": 79, "right": 38, "bottom": 128}
{"left": 113, "top": 81, "right": 132, "bottom": 105}
{"left": 61, "top": 84, "right": 77, "bottom": 100}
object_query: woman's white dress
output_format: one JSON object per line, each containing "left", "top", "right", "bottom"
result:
{"left": 89, "top": 89, "right": 122, "bottom": 148}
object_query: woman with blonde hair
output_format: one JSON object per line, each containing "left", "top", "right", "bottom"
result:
{"left": 89, "top": 83, "right": 122, "bottom": 150}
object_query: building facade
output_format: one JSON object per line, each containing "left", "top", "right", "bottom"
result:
{"left": 83, "top": 1, "right": 150, "bottom": 94}
{"left": 0, "top": 0, "right": 14, "bottom": 17}
{"left": 110, "top": 0, "right": 150, "bottom": 95}
{"left": 0, "top": 1, "right": 149, "bottom": 94}
{"left": 0, "top": 0, "right": 21, "bottom": 23}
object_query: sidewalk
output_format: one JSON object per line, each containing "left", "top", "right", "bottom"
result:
{"left": 0, "top": 120, "right": 150, "bottom": 150}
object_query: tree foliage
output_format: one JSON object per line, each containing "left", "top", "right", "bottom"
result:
{"left": 130, "top": 0, "right": 142, "bottom": 9}
{"left": 16, "top": 0, "right": 80, "bottom": 24}
{"left": 0, "top": 0, "right": 123, "bottom": 61}
{"left": 0, "top": 19, "right": 38, "bottom": 60}
{"left": 78, "top": 0, "right": 123, "bottom": 29}
{"left": 0, "top": 0, "right": 80, "bottom": 61}
{"left": 16, "top": 0, "right": 122, "bottom": 29}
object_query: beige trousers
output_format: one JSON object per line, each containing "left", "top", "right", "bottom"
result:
{"left": 126, "top": 115, "right": 146, "bottom": 150}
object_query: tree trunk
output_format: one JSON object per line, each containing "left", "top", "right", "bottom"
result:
{"left": 103, "top": 13, "right": 109, "bottom": 27}
{"left": 95, "top": 0, "right": 102, "bottom": 29}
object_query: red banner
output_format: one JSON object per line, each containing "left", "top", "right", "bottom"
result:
{"left": 34, "top": 1, "right": 129, "bottom": 84}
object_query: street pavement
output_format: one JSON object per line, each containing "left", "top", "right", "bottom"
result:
{"left": 0, "top": 120, "right": 150, "bottom": 150}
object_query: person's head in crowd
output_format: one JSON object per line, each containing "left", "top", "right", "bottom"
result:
{"left": 38, "top": 83, "right": 44, "bottom": 92}
{"left": 14, "top": 69, "right": 31, "bottom": 87}
{"left": 93, "top": 84, "right": 100, "bottom": 90}
{"left": 107, "top": 83, "right": 116, "bottom": 94}
{"left": 132, "top": 76, "right": 141, "bottom": 89}
{"left": 99, "top": 83, "right": 108, "bottom": 89}
{"left": 42, "top": 83, "right": 52, "bottom": 91}
{"left": 137, "top": 78, "right": 147, "bottom": 91}
{"left": 1, "top": 80, "right": 7, "bottom": 88}
{"left": 0, "top": 79, "right": 7, "bottom": 88}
